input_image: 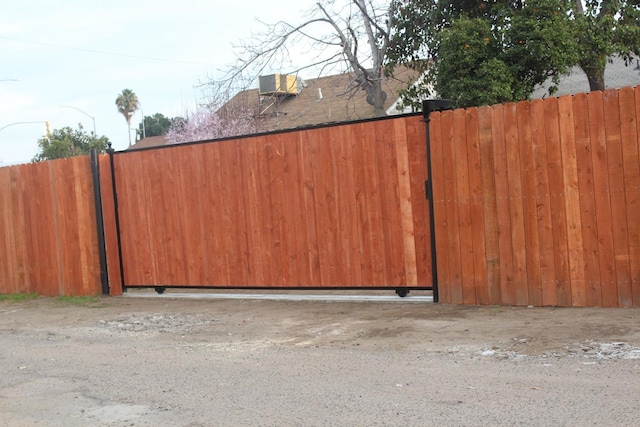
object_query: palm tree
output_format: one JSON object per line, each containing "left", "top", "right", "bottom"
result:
{"left": 115, "top": 89, "right": 139, "bottom": 146}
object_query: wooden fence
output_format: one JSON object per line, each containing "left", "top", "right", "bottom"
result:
{"left": 0, "top": 156, "right": 102, "bottom": 296}
{"left": 107, "top": 116, "right": 433, "bottom": 291}
{"left": 0, "top": 86, "right": 638, "bottom": 306}
{"left": 429, "top": 87, "right": 640, "bottom": 307}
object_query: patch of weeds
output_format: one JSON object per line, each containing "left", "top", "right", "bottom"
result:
{"left": 488, "top": 306, "right": 502, "bottom": 316}
{"left": 55, "top": 295, "right": 109, "bottom": 307}
{"left": 0, "top": 293, "right": 38, "bottom": 302}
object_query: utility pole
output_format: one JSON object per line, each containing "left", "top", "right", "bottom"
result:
{"left": 60, "top": 105, "right": 96, "bottom": 135}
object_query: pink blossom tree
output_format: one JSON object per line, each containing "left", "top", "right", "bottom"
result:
{"left": 166, "top": 105, "right": 264, "bottom": 145}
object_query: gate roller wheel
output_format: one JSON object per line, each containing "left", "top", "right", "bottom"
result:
{"left": 155, "top": 287, "right": 166, "bottom": 295}
{"left": 395, "top": 288, "right": 409, "bottom": 298}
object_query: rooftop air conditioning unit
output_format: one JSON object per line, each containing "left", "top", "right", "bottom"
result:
{"left": 258, "top": 74, "right": 303, "bottom": 96}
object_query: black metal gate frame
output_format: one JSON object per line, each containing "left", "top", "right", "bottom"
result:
{"left": 90, "top": 111, "right": 452, "bottom": 300}
{"left": 422, "top": 99, "right": 454, "bottom": 303}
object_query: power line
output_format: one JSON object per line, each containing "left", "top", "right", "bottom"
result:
{"left": 0, "top": 34, "right": 221, "bottom": 67}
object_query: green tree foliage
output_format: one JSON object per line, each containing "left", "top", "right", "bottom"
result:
{"left": 115, "top": 88, "right": 139, "bottom": 146}
{"left": 574, "top": 0, "right": 640, "bottom": 90}
{"left": 137, "top": 113, "right": 174, "bottom": 138}
{"left": 387, "top": 0, "right": 639, "bottom": 108}
{"left": 435, "top": 2, "right": 577, "bottom": 107}
{"left": 32, "top": 124, "right": 109, "bottom": 162}
{"left": 435, "top": 18, "right": 516, "bottom": 106}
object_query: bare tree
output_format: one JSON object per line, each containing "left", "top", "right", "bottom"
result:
{"left": 210, "top": 0, "right": 397, "bottom": 117}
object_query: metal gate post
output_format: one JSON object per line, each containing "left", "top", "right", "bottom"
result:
{"left": 422, "top": 99, "right": 453, "bottom": 303}
{"left": 90, "top": 149, "right": 110, "bottom": 295}
{"left": 107, "top": 143, "right": 127, "bottom": 292}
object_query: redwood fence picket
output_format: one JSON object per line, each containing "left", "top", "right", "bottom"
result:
{"left": 1, "top": 87, "right": 639, "bottom": 306}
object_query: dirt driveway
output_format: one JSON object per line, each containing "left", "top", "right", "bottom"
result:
{"left": 1, "top": 292, "right": 639, "bottom": 426}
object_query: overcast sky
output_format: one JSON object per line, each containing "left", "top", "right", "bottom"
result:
{"left": 0, "top": 0, "right": 324, "bottom": 165}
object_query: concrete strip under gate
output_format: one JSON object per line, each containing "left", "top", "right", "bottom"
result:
{"left": 122, "top": 292, "right": 434, "bottom": 303}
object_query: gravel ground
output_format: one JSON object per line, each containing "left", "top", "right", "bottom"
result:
{"left": 0, "top": 293, "right": 639, "bottom": 426}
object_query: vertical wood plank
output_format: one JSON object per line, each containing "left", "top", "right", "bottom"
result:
{"left": 453, "top": 109, "right": 476, "bottom": 304}
{"left": 491, "top": 105, "right": 515, "bottom": 305}
{"left": 504, "top": 103, "right": 528, "bottom": 306}
{"left": 586, "top": 92, "right": 618, "bottom": 307}
{"left": 308, "top": 128, "right": 337, "bottom": 285}
{"left": 517, "top": 101, "right": 542, "bottom": 306}
{"left": 441, "top": 110, "right": 463, "bottom": 303}
{"left": 530, "top": 100, "right": 557, "bottom": 306}
{"left": 187, "top": 145, "right": 209, "bottom": 286}
{"left": 15, "top": 166, "right": 28, "bottom": 293}
{"left": 164, "top": 147, "right": 185, "bottom": 285}
{"left": 429, "top": 112, "right": 451, "bottom": 302}
{"left": 114, "top": 153, "right": 134, "bottom": 286}
{"left": 619, "top": 87, "right": 640, "bottom": 307}
{"left": 138, "top": 151, "right": 160, "bottom": 285}
{"left": 47, "top": 161, "right": 64, "bottom": 295}
{"left": 350, "top": 124, "right": 374, "bottom": 286}
{"left": 142, "top": 151, "right": 164, "bottom": 284}
{"left": 361, "top": 122, "right": 386, "bottom": 286}
{"left": 216, "top": 141, "right": 237, "bottom": 284}
{"left": 22, "top": 164, "right": 37, "bottom": 291}
{"left": 122, "top": 153, "right": 154, "bottom": 286}
{"left": 558, "top": 95, "right": 586, "bottom": 306}
{"left": 147, "top": 149, "right": 168, "bottom": 286}
{"left": 405, "top": 116, "right": 432, "bottom": 287}
{"left": 343, "top": 125, "right": 364, "bottom": 287}
{"left": 265, "top": 135, "right": 287, "bottom": 286}
{"left": 60, "top": 159, "right": 80, "bottom": 295}
{"left": 573, "top": 93, "right": 602, "bottom": 307}
{"left": 634, "top": 86, "right": 640, "bottom": 306}
{"left": 145, "top": 149, "right": 169, "bottom": 285}
{"left": 182, "top": 146, "right": 207, "bottom": 284}
{"left": 603, "top": 89, "right": 632, "bottom": 307}
{"left": 0, "top": 166, "right": 18, "bottom": 293}
{"left": 165, "top": 146, "right": 188, "bottom": 285}
{"left": 249, "top": 137, "right": 277, "bottom": 286}
{"left": 331, "top": 124, "right": 361, "bottom": 286}
{"left": 33, "top": 162, "right": 58, "bottom": 294}
{"left": 204, "top": 142, "right": 230, "bottom": 285}
{"left": 229, "top": 140, "right": 251, "bottom": 286}
{"left": 544, "top": 98, "right": 572, "bottom": 306}
{"left": 114, "top": 155, "right": 133, "bottom": 287}
{"left": 216, "top": 142, "right": 238, "bottom": 284}
{"left": 376, "top": 120, "right": 404, "bottom": 286}
{"left": 270, "top": 134, "right": 299, "bottom": 286}
{"left": 300, "top": 130, "right": 322, "bottom": 285}
{"left": 478, "top": 106, "right": 501, "bottom": 304}
{"left": 0, "top": 167, "right": 10, "bottom": 290}
{"left": 394, "top": 119, "right": 418, "bottom": 287}
{"left": 72, "top": 157, "right": 100, "bottom": 295}
{"left": 491, "top": 105, "right": 516, "bottom": 305}
{"left": 466, "top": 107, "right": 489, "bottom": 304}
{"left": 288, "top": 131, "right": 314, "bottom": 286}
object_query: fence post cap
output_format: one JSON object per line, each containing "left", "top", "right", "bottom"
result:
{"left": 422, "top": 99, "right": 453, "bottom": 119}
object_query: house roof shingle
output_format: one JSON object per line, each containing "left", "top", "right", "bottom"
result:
{"left": 223, "top": 66, "right": 419, "bottom": 131}
{"left": 128, "top": 135, "right": 167, "bottom": 150}
{"left": 531, "top": 56, "right": 640, "bottom": 99}
{"left": 128, "top": 66, "right": 418, "bottom": 150}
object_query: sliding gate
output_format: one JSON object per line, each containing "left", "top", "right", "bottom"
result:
{"left": 108, "top": 115, "right": 433, "bottom": 295}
